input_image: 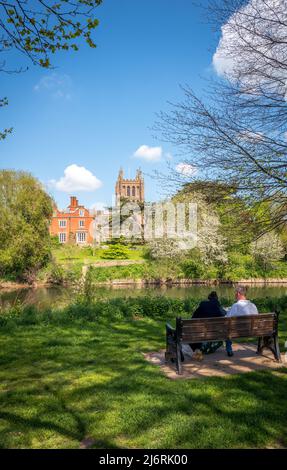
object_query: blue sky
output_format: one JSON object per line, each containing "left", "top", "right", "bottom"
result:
{"left": 0, "top": 0, "right": 219, "bottom": 210}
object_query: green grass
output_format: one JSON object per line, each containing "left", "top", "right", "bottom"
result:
{"left": 88, "top": 261, "right": 186, "bottom": 282}
{"left": 0, "top": 296, "right": 287, "bottom": 449}
{"left": 89, "top": 264, "right": 147, "bottom": 281}
{"left": 52, "top": 245, "right": 146, "bottom": 265}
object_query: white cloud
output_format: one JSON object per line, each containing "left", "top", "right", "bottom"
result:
{"left": 34, "top": 73, "right": 72, "bottom": 100}
{"left": 133, "top": 145, "right": 162, "bottom": 162}
{"left": 212, "top": 50, "right": 235, "bottom": 78}
{"left": 50, "top": 164, "right": 102, "bottom": 192}
{"left": 212, "top": 0, "right": 286, "bottom": 95}
{"left": 176, "top": 163, "right": 197, "bottom": 177}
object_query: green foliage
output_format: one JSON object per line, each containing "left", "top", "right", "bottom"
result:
{"left": 73, "top": 267, "right": 94, "bottom": 306}
{"left": 251, "top": 232, "right": 285, "bottom": 272}
{"left": 222, "top": 253, "right": 287, "bottom": 281}
{"left": 88, "top": 260, "right": 186, "bottom": 282}
{"left": 50, "top": 235, "right": 61, "bottom": 248}
{"left": 180, "top": 249, "right": 205, "bottom": 278}
{"left": 89, "top": 264, "right": 145, "bottom": 281}
{"left": 46, "top": 263, "right": 65, "bottom": 285}
{"left": 100, "top": 244, "right": 129, "bottom": 260}
{"left": 106, "top": 236, "right": 128, "bottom": 246}
{"left": 223, "top": 253, "right": 256, "bottom": 280}
{"left": 0, "top": 98, "right": 12, "bottom": 141}
{"left": 0, "top": 170, "right": 53, "bottom": 282}
{"left": 38, "top": 260, "right": 82, "bottom": 285}
{"left": 0, "top": 295, "right": 195, "bottom": 327}
{"left": 82, "top": 256, "right": 287, "bottom": 282}
{"left": 1, "top": 293, "right": 287, "bottom": 337}
{"left": 81, "top": 246, "right": 94, "bottom": 257}
{"left": 0, "top": 1, "right": 102, "bottom": 70}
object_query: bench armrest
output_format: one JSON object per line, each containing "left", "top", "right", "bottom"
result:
{"left": 166, "top": 323, "right": 175, "bottom": 336}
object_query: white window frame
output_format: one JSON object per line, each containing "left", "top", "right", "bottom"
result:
{"left": 76, "top": 232, "right": 86, "bottom": 244}
{"left": 59, "top": 220, "right": 67, "bottom": 228}
{"left": 59, "top": 233, "right": 66, "bottom": 243}
{"left": 79, "top": 210, "right": 84, "bottom": 217}
{"left": 79, "top": 220, "right": 85, "bottom": 227}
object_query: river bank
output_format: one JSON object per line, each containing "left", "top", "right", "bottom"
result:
{"left": 98, "top": 277, "right": 287, "bottom": 285}
{"left": 3, "top": 277, "right": 287, "bottom": 293}
{"left": 0, "top": 280, "right": 33, "bottom": 292}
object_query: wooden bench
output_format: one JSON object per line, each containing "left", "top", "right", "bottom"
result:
{"left": 165, "top": 313, "right": 281, "bottom": 375}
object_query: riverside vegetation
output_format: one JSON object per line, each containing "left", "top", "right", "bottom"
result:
{"left": 38, "top": 245, "right": 287, "bottom": 286}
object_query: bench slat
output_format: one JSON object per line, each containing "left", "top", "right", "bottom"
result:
{"left": 180, "top": 313, "right": 276, "bottom": 342}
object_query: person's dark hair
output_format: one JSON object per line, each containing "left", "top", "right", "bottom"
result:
{"left": 208, "top": 291, "right": 218, "bottom": 301}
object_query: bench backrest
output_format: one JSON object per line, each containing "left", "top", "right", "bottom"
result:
{"left": 177, "top": 313, "right": 277, "bottom": 343}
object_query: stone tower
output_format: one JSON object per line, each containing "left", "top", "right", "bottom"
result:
{"left": 115, "top": 168, "right": 144, "bottom": 205}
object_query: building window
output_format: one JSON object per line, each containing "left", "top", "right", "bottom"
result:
{"left": 127, "top": 186, "right": 130, "bottom": 196}
{"left": 132, "top": 186, "right": 135, "bottom": 196}
{"left": 59, "top": 220, "right": 67, "bottom": 227}
{"left": 79, "top": 220, "right": 85, "bottom": 227}
{"left": 79, "top": 210, "right": 84, "bottom": 217}
{"left": 59, "top": 233, "right": 66, "bottom": 243}
{"left": 77, "top": 232, "right": 86, "bottom": 243}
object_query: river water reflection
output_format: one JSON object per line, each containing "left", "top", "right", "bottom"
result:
{"left": 1, "top": 284, "right": 287, "bottom": 311}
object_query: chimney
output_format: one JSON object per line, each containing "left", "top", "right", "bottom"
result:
{"left": 70, "top": 196, "right": 78, "bottom": 208}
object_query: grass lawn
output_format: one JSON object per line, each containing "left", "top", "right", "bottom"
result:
{"left": 0, "top": 311, "right": 287, "bottom": 449}
{"left": 52, "top": 245, "right": 146, "bottom": 266}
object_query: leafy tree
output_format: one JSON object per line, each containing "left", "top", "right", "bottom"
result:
{"left": 148, "top": 237, "right": 186, "bottom": 261}
{"left": 0, "top": 0, "right": 102, "bottom": 139}
{"left": 0, "top": 170, "right": 53, "bottom": 281}
{"left": 0, "top": 0, "right": 102, "bottom": 70}
{"left": 178, "top": 181, "right": 276, "bottom": 251}
{"left": 251, "top": 232, "right": 285, "bottom": 273}
{"left": 172, "top": 189, "right": 228, "bottom": 265}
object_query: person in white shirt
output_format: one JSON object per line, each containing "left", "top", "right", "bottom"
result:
{"left": 225, "top": 285, "right": 258, "bottom": 357}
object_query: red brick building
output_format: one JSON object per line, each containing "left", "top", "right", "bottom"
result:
{"left": 50, "top": 196, "right": 94, "bottom": 245}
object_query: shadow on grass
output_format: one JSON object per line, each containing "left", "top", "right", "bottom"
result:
{"left": 0, "top": 318, "right": 287, "bottom": 448}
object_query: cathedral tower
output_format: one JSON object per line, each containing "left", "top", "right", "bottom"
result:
{"left": 115, "top": 168, "right": 144, "bottom": 205}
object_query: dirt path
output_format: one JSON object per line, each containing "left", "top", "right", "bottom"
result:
{"left": 83, "top": 260, "right": 145, "bottom": 268}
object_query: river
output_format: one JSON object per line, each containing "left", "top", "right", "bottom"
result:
{"left": 1, "top": 284, "right": 287, "bottom": 311}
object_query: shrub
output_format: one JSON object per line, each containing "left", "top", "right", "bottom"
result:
{"left": 1, "top": 295, "right": 287, "bottom": 328}
{"left": 47, "top": 263, "right": 65, "bottom": 285}
{"left": 89, "top": 264, "right": 145, "bottom": 282}
{"left": 50, "top": 235, "right": 61, "bottom": 248}
{"left": 101, "top": 244, "right": 129, "bottom": 260}
{"left": 181, "top": 259, "right": 204, "bottom": 278}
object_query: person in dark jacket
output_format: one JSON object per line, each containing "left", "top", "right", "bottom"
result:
{"left": 192, "top": 291, "right": 226, "bottom": 319}
{"left": 190, "top": 291, "right": 226, "bottom": 356}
